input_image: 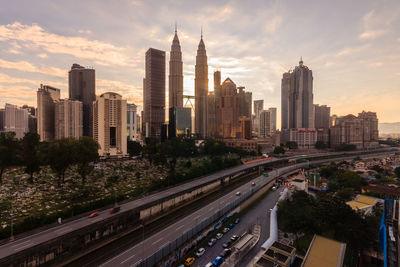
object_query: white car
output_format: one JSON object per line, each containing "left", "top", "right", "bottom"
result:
{"left": 236, "top": 191, "right": 241, "bottom": 196}
{"left": 216, "top": 233, "right": 223, "bottom": 239}
{"left": 196, "top": 247, "right": 205, "bottom": 257}
{"left": 222, "top": 227, "right": 230, "bottom": 233}
{"left": 208, "top": 238, "right": 216, "bottom": 247}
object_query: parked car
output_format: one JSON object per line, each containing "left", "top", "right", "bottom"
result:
{"left": 208, "top": 238, "right": 217, "bottom": 247}
{"left": 234, "top": 218, "right": 240, "bottom": 224}
{"left": 196, "top": 247, "right": 205, "bottom": 257}
{"left": 222, "top": 241, "right": 231, "bottom": 248}
{"left": 216, "top": 233, "right": 223, "bottom": 239}
{"left": 110, "top": 206, "right": 120, "bottom": 214}
{"left": 184, "top": 257, "right": 195, "bottom": 266}
{"left": 251, "top": 182, "right": 256, "bottom": 186}
{"left": 222, "top": 227, "right": 230, "bottom": 233}
{"left": 236, "top": 191, "right": 241, "bottom": 196}
{"left": 231, "top": 235, "right": 239, "bottom": 241}
{"left": 229, "top": 223, "right": 234, "bottom": 228}
{"left": 205, "top": 263, "right": 214, "bottom": 267}
{"left": 219, "top": 248, "right": 232, "bottom": 258}
{"left": 88, "top": 211, "right": 99, "bottom": 218}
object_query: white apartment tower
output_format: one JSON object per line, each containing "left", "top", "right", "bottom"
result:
{"left": 54, "top": 99, "right": 83, "bottom": 139}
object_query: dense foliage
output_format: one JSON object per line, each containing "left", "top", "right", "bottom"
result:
{"left": 335, "top": 143, "right": 357, "bottom": 151}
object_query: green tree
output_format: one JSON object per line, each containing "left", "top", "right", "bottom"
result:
{"left": 285, "top": 141, "right": 298, "bottom": 150}
{"left": 21, "top": 132, "right": 41, "bottom": 183}
{"left": 127, "top": 140, "right": 142, "bottom": 156}
{"left": 0, "top": 132, "right": 19, "bottom": 183}
{"left": 47, "top": 138, "right": 76, "bottom": 186}
{"left": 395, "top": 167, "right": 400, "bottom": 179}
{"left": 328, "top": 170, "right": 362, "bottom": 192}
{"left": 315, "top": 141, "right": 327, "bottom": 149}
{"left": 75, "top": 137, "right": 99, "bottom": 184}
{"left": 273, "top": 146, "right": 285, "bottom": 154}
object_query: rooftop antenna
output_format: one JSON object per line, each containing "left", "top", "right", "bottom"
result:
{"left": 201, "top": 26, "right": 203, "bottom": 39}
{"left": 175, "top": 21, "right": 177, "bottom": 34}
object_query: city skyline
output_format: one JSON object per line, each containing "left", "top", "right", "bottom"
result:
{"left": 0, "top": 0, "right": 400, "bottom": 128}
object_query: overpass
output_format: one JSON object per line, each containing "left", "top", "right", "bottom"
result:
{"left": 0, "top": 149, "right": 394, "bottom": 266}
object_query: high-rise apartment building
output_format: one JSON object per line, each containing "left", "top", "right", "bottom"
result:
{"left": 253, "top": 100, "right": 264, "bottom": 134}
{"left": 207, "top": 92, "right": 216, "bottom": 137}
{"left": 239, "top": 116, "right": 252, "bottom": 139}
{"left": 0, "top": 104, "right": 29, "bottom": 139}
{"left": 127, "top": 103, "right": 138, "bottom": 141}
{"left": 268, "top": 107, "right": 277, "bottom": 132}
{"left": 281, "top": 58, "right": 314, "bottom": 130}
{"left": 68, "top": 64, "right": 95, "bottom": 137}
{"left": 143, "top": 48, "right": 165, "bottom": 138}
{"left": 37, "top": 84, "right": 60, "bottom": 141}
{"left": 195, "top": 33, "right": 208, "bottom": 138}
{"left": 93, "top": 92, "right": 127, "bottom": 157}
{"left": 314, "top": 104, "right": 330, "bottom": 129}
{"left": 259, "top": 109, "right": 272, "bottom": 138}
{"left": 169, "top": 27, "right": 183, "bottom": 108}
{"left": 54, "top": 99, "right": 83, "bottom": 139}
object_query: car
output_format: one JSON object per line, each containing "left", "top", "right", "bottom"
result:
{"left": 205, "top": 263, "right": 214, "bottom": 267}
{"left": 229, "top": 223, "right": 234, "bottom": 228}
{"left": 196, "top": 247, "right": 205, "bottom": 257}
{"left": 251, "top": 182, "right": 256, "bottom": 186}
{"left": 222, "top": 227, "right": 230, "bottom": 233}
{"left": 184, "top": 257, "right": 195, "bottom": 266}
{"left": 216, "top": 233, "right": 223, "bottom": 239}
{"left": 236, "top": 191, "right": 241, "bottom": 196}
{"left": 178, "top": 265, "right": 185, "bottom": 267}
{"left": 234, "top": 218, "right": 240, "bottom": 224}
{"left": 222, "top": 241, "right": 231, "bottom": 248}
{"left": 212, "top": 256, "right": 223, "bottom": 266}
{"left": 231, "top": 235, "right": 239, "bottom": 241}
{"left": 208, "top": 238, "right": 217, "bottom": 247}
{"left": 272, "top": 186, "right": 277, "bottom": 191}
{"left": 219, "top": 248, "right": 232, "bottom": 258}
{"left": 109, "top": 206, "right": 120, "bottom": 214}
{"left": 88, "top": 211, "right": 99, "bottom": 218}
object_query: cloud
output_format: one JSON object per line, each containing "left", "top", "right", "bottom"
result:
{"left": 0, "top": 22, "right": 134, "bottom": 66}
{"left": 97, "top": 78, "right": 142, "bottom": 106}
{"left": 368, "top": 62, "right": 383, "bottom": 67}
{"left": 0, "top": 58, "right": 65, "bottom": 77}
{"left": 37, "top": 53, "right": 48, "bottom": 58}
{"left": 265, "top": 16, "right": 282, "bottom": 34}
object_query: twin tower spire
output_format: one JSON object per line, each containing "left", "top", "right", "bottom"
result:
{"left": 169, "top": 25, "right": 208, "bottom": 137}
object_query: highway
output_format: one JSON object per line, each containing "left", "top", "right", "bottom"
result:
{"left": 0, "top": 149, "right": 394, "bottom": 263}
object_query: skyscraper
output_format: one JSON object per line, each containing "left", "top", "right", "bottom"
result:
{"left": 268, "top": 107, "right": 277, "bottom": 132}
{"left": 281, "top": 58, "right": 314, "bottom": 130}
{"left": 54, "top": 99, "right": 83, "bottom": 139}
{"left": 253, "top": 100, "right": 264, "bottom": 135}
{"left": 169, "top": 25, "right": 183, "bottom": 108}
{"left": 37, "top": 84, "right": 60, "bottom": 141}
{"left": 143, "top": 48, "right": 166, "bottom": 138}
{"left": 314, "top": 104, "right": 331, "bottom": 129}
{"left": 216, "top": 78, "right": 239, "bottom": 139}
{"left": 68, "top": 63, "right": 95, "bottom": 137}
{"left": 93, "top": 92, "right": 127, "bottom": 157}
{"left": 195, "top": 31, "right": 208, "bottom": 138}
{"left": 0, "top": 103, "right": 29, "bottom": 139}
{"left": 259, "top": 109, "right": 272, "bottom": 137}
{"left": 127, "top": 103, "right": 139, "bottom": 141}
{"left": 238, "top": 86, "right": 252, "bottom": 118}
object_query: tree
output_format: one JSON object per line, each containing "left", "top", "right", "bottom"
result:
{"left": 47, "top": 138, "right": 76, "bottom": 186}
{"left": 286, "top": 141, "right": 298, "bottom": 150}
{"left": 21, "top": 132, "right": 41, "bottom": 183}
{"left": 127, "top": 140, "right": 142, "bottom": 157}
{"left": 273, "top": 146, "right": 285, "bottom": 154}
{"left": 0, "top": 132, "right": 19, "bottom": 183}
{"left": 75, "top": 137, "right": 99, "bottom": 184}
{"left": 328, "top": 170, "right": 362, "bottom": 192}
{"left": 315, "top": 141, "right": 327, "bottom": 149}
{"left": 395, "top": 167, "right": 400, "bottom": 179}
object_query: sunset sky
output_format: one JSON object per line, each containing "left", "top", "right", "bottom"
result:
{"left": 0, "top": 0, "right": 399, "bottom": 127}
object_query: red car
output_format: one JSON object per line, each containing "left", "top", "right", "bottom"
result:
{"left": 110, "top": 206, "right": 121, "bottom": 214}
{"left": 88, "top": 211, "right": 99, "bottom": 218}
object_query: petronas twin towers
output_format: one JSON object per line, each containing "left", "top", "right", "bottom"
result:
{"left": 169, "top": 26, "right": 208, "bottom": 138}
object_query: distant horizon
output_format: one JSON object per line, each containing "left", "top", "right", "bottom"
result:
{"left": 1, "top": 0, "right": 399, "bottom": 128}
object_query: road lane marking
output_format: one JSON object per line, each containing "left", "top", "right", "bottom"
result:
{"left": 14, "top": 243, "right": 33, "bottom": 251}
{"left": 131, "top": 259, "right": 142, "bottom": 267}
{"left": 176, "top": 224, "right": 185, "bottom": 231}
{"left": 11, "top": 240, "right": 31, "bottom": 248}
{"left": 120, "top": 254, "right": 136, "bottom": 264}
{"left": 152, "top": 237, "right": 163, "bottom": 245}
{"left": 209, "top": 207, "right": 214, "bottom": 211}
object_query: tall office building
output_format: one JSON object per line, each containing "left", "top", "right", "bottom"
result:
{"left": 93, "top": 92, "right": 127, "bottom": 157}
{"left": 37, "top": 84, "right": 60, "bottom": 141}
{"left": 169, "top": 106, "right": 192, "bottom": 138}
{"left": 54, "top": 99, "right": 83, "bottom": 139}
{"left": 259, "top": 109, "right": 272, "bottom": 137}
{"left": 68, "top": 63, "right": 95, "bottom": 137}
{"left": 268, "top": 107, "right": 277, "bottom": 132}
{"left": 216, "top": 78, "right": 239, "bottom": 138}
{"left": 207, "top": 92, "right": 216, "bottom": 137}
{"left": 0, "top": 104, "right": 29, "bottom": 139}
{"left": 253, "top": 100, "right": 264, "bottom": 134}
{"left": 127, "top": 103, "right": 138, "bottom": 141}
{"left": 169, "top": 26, "right": 183, "bottom": 108}
{"left": 143, "top": 48, "right": 166, "bottom": 138}
{"left": 195, "top": 32, "right": 208, "bottom": 138}
{"left": 238, "top": 86, "right": 252, "bottom": 118}
{"left": 314, "top": 104, "right": 330, "bottom": 129}
{"left": 281, "top": 58, "right": 314, "bottom": 130}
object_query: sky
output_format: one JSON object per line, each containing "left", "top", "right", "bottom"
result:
{"left": 0, "top": 0, "right": 399, "bottom": 128}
